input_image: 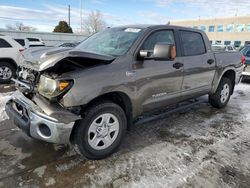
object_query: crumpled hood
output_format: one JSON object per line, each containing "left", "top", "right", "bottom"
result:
{"left": 19, "top": 47, "right": 115, "bottom": 71}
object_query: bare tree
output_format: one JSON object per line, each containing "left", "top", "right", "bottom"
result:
{"left": 83, "top": 10, "right": 107, "bottom": 35}
{"left": 5, "top": 22, "right": 37, "bottom": 32}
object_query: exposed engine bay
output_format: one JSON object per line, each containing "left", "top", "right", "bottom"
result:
{"left": 14, "top": 49, "right": 115, "bottom": 96}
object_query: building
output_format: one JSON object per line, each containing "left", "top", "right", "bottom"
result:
{"left": 170, "top": 16, "right": 250, "bottom": 47}
{"left": 0, "top": 29, "right": 87, "bottom": 46}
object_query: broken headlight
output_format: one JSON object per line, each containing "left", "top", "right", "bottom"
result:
{"left": 38, "top": 75, "right": 73, "bottom": 99}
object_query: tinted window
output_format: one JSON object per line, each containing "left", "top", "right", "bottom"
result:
{"left": 227, "top": 24, "right": 234, "bottom": 32}
{"left": 27, "top": 38, "right": 40, "bottom": 42}
{"left": 247, "top": 24, "right": 250, "bottom": 32}
{"left": 209, "top": 26, "right": 215, "bottom": 32}
{"left": 200, "top": 25, "right": 206, "bottom": 32}
{"left": 224, "top": 41, "right": 231, "bottom": 45}
{"left": 234, "top": 41, "right": 241, "bottom": 48}
{"left": 14, "top": 39, "right": 25, "bottom": 46}
{"left": 180, "top": 31, "right": 206, "bottom": 56}
{"left": 0, "top": 39, "right": 12, "bottom": 48}
{"left": 217, "top": 25, "right": 223, "bottom": 32}
{"left": 236, "top": 24, "right": 245, "bottom": 32}
{"left": 241, "top": 47, "right": 250, "bottom": 57}
{"left": 215, "top": 40, "right": 222, "bottom": 44}
{"left": 142, "top": 30, "right": 175, "bottom": 51}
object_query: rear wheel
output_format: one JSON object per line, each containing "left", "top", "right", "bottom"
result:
{"left": 0, "top": 62, "right": 16, "bottom": 84}
{"left": 74, "top": 101, "right": 127, "bottom": 160}
{"left": 209, "top": 77, "right": 233, "bottom": 108}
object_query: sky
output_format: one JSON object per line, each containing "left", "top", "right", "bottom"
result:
{"left": 0, "top": 0, "right": 250, "bottom": 32}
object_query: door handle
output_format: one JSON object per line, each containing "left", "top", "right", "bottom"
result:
{"left": 126, "top": 70, "right": 136, "bottom": 77}
{"left": 207, "top": 59, "right": 215, "bottom": 65}
{"left": 173, "top": 62, "right": 184, "bottom": 69}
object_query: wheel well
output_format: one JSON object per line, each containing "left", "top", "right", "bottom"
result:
{"left": 221, "top": 70, "right": 235, "bottom": 94}
{"left": 70, "top": 92, "right": 133, "bottom": 143}
{"left": 85, "top": 92, "right": 133, "bottom": 128}
{"left": 0, "top": 58, "right": 17, "bottom": 68}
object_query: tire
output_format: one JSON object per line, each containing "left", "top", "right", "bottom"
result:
{"left": 209, "top": 77, "right": 233, "bottom": 108}
{"left": 73, "top": 101, "right": 127, "bottom": 160}
{"left": 0, "top": 62, "right": 16, "bottom": 84}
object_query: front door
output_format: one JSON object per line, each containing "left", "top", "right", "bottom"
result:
{"left": 133, "top": 29, "right": 184, "bottom": 113}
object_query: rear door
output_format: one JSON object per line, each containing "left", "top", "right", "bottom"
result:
{"left": 179, "top": 30, "right": 216, "bottom": 97}
{"left": 133, "top": 29, "right": 184, "bottom": 112}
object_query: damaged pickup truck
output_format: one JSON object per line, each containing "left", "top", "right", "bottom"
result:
{"left": 6, "top": 25, "right": 244, "bottom": 159}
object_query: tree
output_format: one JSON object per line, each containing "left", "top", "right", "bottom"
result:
{"left": 53, "top": 21, "right": 73, "bottom": 33}
{"left": 5, "top": 22, "right": 37, "bottom": 32}
{"left": 83, "top": 10, "right": 107, "bottom": 35}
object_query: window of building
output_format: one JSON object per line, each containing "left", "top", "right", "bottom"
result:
{"left": 0, "top": 39, "right": 12, "bottom": 48}
{"left": 193, "top": 26, "right": 198, "bottom": 29}
{"left": 226, "top": 24, "right": 234, "bottom": 32}
{"left": 224, "top": 41, "right": 231, "bottom": 45}
{"left": 246, "top": 24, "right": 250, "bottom": 32}
{"left": 215, "top": 40, "right": 222, "bottom": 45}
{"left": 208, "top": 26, "right": 215, "bottom": 32}
{"left": 234, "top": 41, "right": 241, "bottom": 48}
{"left": 180, "top": 31, "right": 206, "bottom": 56}
{"left": 217, "top": 25, "right": 223, "bottom": 32}
{"left": 236, "top": 24, "right": 245, "bottom": 32}
{"left": 200, "top": 25, "right": 206, "bottom": 32}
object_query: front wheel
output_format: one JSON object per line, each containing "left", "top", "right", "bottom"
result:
{"left": 73, "top": 101, "right": 127, "bottom": 160}
{"left": 209, "top": 77, "right": 233, "bottom": 108}
{"left": 0, "top": 62, "right": 16, "bottom": 84}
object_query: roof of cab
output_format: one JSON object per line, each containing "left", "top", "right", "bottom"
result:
{"left": 113, "top": 24, "right": 203, "bottom": 33}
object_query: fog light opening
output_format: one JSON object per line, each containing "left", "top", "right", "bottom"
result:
{"left": 38, "top": 124, "right": 51, "bottom": 137}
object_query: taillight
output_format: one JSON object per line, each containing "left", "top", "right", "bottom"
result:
{"left": 241, "top": 55, "right": 246, "bottom": 65}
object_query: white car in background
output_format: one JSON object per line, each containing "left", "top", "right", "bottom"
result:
{"left": 212, "top": 44, "right": 236, "bottom": 52}
{"left": 14, "top": 37, "right": 45, "bottom": 48}
{"left": 0, "top": 36, "right": 24, "bottom": 83}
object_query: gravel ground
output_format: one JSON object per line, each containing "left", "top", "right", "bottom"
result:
{"left": 0, "top": 83, "right": 250, "bottom": 187}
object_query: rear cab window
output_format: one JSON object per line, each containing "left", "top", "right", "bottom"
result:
{"left": 0, "top": 39, "right": 12, "bottom": 48}
{"left": 180, "top": 30, "right": 206, "bottom": 56}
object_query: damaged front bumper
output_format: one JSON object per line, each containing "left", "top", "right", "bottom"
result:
{"left": 5, "top": 91, "right": 81, "bottom": 144}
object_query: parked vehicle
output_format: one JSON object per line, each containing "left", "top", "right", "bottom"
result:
{"left": 212, "top": 44, "right": 236, "bottom": 52}
{"left": 0, "top": 36, "right": 24, "bottom": 83}
{"left": 6, "top": 25, "right": 244, "bottom": 159}
{"left": 240, "top": 45, "right": 250, "bottom": 81}
{"left": 57, "top": 42, "right": 80, "bottom": 48}
{"left": 27, "top": 37, "right": 45, "bottom": 47}
{"left": 14, "top": 37, "right": 45, "bottom": 48}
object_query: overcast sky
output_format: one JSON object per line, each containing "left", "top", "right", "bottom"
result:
{"left": 0, "top": 0, "right": 250, "bottom": 32}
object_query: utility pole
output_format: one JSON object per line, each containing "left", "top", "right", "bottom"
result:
{"left": 80, "top": 0, "right": 83, "bottom": 33}
{"left": 68, "top": 5, "right": 71, "bottom": 26}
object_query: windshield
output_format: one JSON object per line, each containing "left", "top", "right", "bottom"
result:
{"left": 77, "top": 27, "right": 144, "bottom": 56}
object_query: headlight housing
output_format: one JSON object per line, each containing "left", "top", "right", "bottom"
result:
{"left": 38, "top": 75, "right": 73, "bottom": 99}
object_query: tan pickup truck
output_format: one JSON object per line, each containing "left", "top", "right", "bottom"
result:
{"left": 6, "top": 25, "right": 244, "bottom": 159}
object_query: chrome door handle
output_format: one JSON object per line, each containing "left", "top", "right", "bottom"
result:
{"left": 126, "top": 70, "right": 136, "bottom": 77}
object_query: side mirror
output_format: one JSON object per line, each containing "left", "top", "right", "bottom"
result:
{"left": 153, "top": 43, "right": 176, "bottom": 60}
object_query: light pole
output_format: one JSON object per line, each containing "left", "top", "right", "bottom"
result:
{"left": 80, "top": 0, "right": 83, "bottom": 33}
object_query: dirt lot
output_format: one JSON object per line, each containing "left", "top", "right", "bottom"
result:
{"left": 0, "top": 83, "right": 250, "bottom": 188}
